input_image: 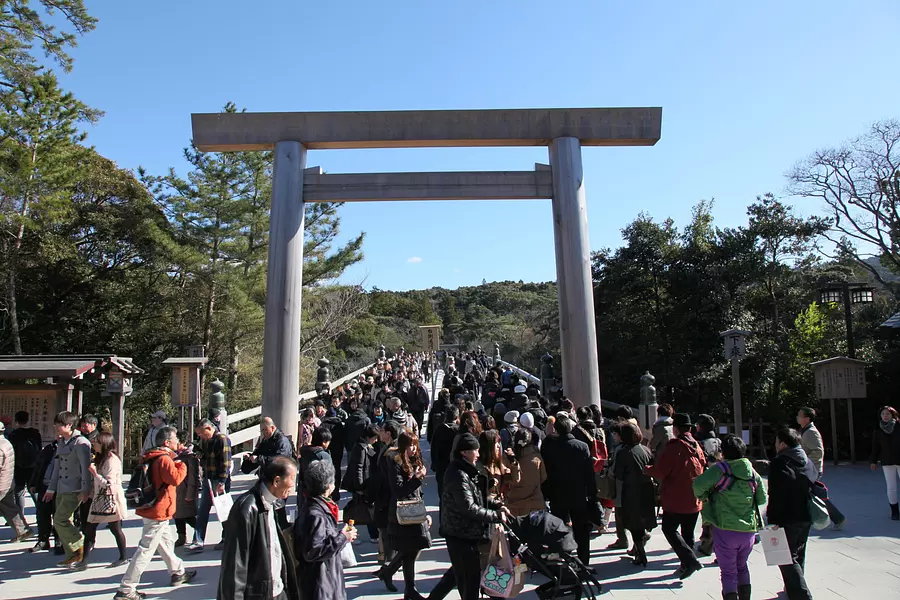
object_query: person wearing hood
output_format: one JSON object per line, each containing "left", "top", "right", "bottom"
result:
{"left": 768, "top": 428, "right": 817, "bottom": 600}
{"left": 500, "top": 410, "right": 519, "bottom": 451}
{"left": 870, "top": 406, "right": 900, "bottom": 520}
{"left": 650, "top": 404, "right": 674, "bottom": 457}
{"left": 693, "top": 435, "right": 766, "bottom": 600}
{"left": 644, "top": 413, "right": 705, "bottom": 579}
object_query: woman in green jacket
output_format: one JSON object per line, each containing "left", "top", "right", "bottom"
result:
{"left": 692, "top": 435, "right": 766, "bottom": 600}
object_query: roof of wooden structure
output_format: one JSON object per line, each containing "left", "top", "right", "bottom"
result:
{"left": 0, "top": 355, "right": 144, "bottom": 380}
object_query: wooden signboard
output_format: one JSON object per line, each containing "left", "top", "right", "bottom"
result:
{"left": 419, "top": 325, "right": 442, "bottom": 352}
{"left": 811, "top": 357, "right": 867, "bottom": 400}
{"left": 0, "top": 385, "right": 68, "bottom": 443}
{"left": 171, "top": 366, "right": 200, "bottom": 407}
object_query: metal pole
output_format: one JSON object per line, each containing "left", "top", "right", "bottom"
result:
{"left": 842, "top": 282, "right": 855, "bottom": 359}
{"left": 549, "top": 137, "right": 602, "bottom": 408}
{"left": 262, "top": 141, "right": 307, "bottom": 445}
{"left": 848, "top": 397, "right": 856, "bottom": 464}
{"left": 830, "top": 397, "right": 839, "bottom": 466}
{"left": 731, "top": 358, "right": 742, "bottom": 437}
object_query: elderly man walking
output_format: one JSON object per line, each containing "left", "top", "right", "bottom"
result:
{"left": 186, "top": 418, "right": 232, "bottom": 554}
{"left": 219, "top": 456, "right": 299, "bottom": 600}
{"left": 797, "top": 407, "right": 846, "bottom": 530}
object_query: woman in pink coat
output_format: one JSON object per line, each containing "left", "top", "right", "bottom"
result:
{"left": 77, "top": 431, "right": 128, "bottom": 569}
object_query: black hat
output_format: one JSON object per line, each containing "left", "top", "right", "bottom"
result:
{"left": 456, "top": 433, "right": 480, "bottom": 452}
{"left": 673, "top": 413, "right": 692, "bottom": 429}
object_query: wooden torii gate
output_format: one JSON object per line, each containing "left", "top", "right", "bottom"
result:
{"left": 191, "top": 107, "right": 662, "bottom": 441}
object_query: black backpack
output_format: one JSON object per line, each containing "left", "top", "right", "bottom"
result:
{"left": 125, "top": 456, "right": 164, "bottom": 509}
{"left": 10, "top": 429, "right": 42, "bottom": 470}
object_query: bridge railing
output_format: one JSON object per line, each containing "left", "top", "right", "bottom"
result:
{"left": 227, "top": 361, "right": 378, "bottom": 450}
{"left": 499, "top": 358, "right": 633, "bottom": 413}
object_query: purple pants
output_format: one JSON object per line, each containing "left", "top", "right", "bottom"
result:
{"left": 712, "top": 526, "right": 755, "bottom": 594}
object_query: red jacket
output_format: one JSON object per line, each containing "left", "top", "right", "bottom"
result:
{"left": 645, "top": 434, "right": 705, "bottom": 514}
{"left": 136, "top": 448, "right": 187, "bottom": 521}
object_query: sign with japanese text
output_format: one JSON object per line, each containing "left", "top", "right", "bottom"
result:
{"left": 171, "top": 366, "right": 200, "bottom": 407}
{"left": 812, "top": 358, "right": 867, "bottom": 400}
{"left": 419, "top": 325, "right": 442, "bottom": 352}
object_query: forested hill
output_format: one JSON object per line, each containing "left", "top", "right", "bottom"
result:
{"left": 335, "top": 281, "right": 560, "bottom": 374}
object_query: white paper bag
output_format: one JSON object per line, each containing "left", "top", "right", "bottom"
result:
{"left": 340, "top": 541, "right": 357, "bottom": 568}
{"left": 211, "top": 491, "right": 234, "bottom": 522}
{"left": 760, "top": 527, "right": 793, "bottom": 566}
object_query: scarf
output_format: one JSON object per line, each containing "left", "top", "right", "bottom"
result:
{"left": 881, "top": 419, "right": 896, "bottom": 436}
{"left": 324, "top": 497, "right": 340, "bottom": 522}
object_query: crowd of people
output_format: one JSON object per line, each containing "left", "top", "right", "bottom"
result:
{"left": 1, "top": 348, "right": 899, "bottom": 600}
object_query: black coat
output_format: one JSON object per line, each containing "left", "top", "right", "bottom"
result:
{"left": 407, "top": 385, "right": 430, "bottom": 413}
{"left": 28, "top": 441, "right": 58, "bottom": 491}
{"left": 242, "top": 429, "right": 294, "bottom": 475}
{"left": 341, "top": 440, "right": 374, "bottom": 494}
{"left": 870, "top": 423, "right": 900, "bottom": 466}
{"left": 218, "top": 482, "right": 300, "bottom": 600}
{"left": 294, "top": 496, "right": 348, "bottom": 600}
{"left": 343, "top": 410, "right": 371, "bottom": 453}
{"left": 439, "top": 458, "right": 501, "bottom": 542}
{"left": 430, "top": 422, "right": 459, "bottom": 474}
{"left": 298, "top": 446, "right": 331, "bottom": 496}
{"left": 386, "top": 453, "right": 432, "bottom": 552}
{"left": 371, "top": 445, "right": 395, "bottom": 529}
{"left": 541, "top": 433, "right": 598, "bottom": 511}
{"left": 614, "top": 444, "right": 657, "bottom": 531}
{"left": 426, "top": 397, "right": 448, "bottom": 443}
{"left": 767, "top": 447, "right": 815, "bottom": 526}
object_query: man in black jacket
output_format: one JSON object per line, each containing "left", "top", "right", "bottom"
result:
{"left": 343, "top": 398, "right": 371, "bottom": 454}
{"left": 406, "top": 378, "right": 430, "bottom": 433}
{"left": 768, "top": 428, "right": 816, "bottom": 600}
{"left": 218, "top": 456, "right": 299, "bottom": 600}
{"left": 242, "top": 417, "right": 294, "bottom": 477}
{"left": 431, "top": 433, "right": 509, "bottom": 600}
{"left": 431, "top": 406, "right": 460, "bottom": 509}
{"left": 541, "top": 415, "right": 598, "bottom": 566}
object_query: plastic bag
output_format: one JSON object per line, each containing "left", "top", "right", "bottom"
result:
{"left": 211, "top": 490, "right": 234, "bottom": 522}
{"left": 340, "top": 541, "right": 357, "bottom": 568}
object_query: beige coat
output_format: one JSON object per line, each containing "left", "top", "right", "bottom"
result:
{"left": 504, "top": 445, "right": 547, "bottom": 517}
{"left": 88, "top": 453, "right": 128, "bottom": 523}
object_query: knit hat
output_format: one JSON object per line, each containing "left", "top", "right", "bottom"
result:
{"left": 514, "top": 385, "right": 527, "bottom": 394}
{"left": 673, "top": 413, "right": 693, "bottom": 429}
{"left": 519, "top": 412, "right": 535, "bottom": 429}
{"left": 494, "top": 403, "right": 506, "bottom": 414}
{"left": 456, "top": 433, "right": 479, "bottom": 452}
{"left": 151, "top": 410, "right": 167, "bottom": 420}
{"left": 504, "top": 410, "right": 520, "bottom": 424}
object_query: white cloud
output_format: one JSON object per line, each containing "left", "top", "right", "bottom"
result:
{"left": 407, "top": 256, "right": 423, "bottom": 264}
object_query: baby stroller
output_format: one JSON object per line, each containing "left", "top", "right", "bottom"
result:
{"left": 505, "top": 511, "right": 603, "bottom": 600}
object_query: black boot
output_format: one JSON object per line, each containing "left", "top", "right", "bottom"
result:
{"left": 723, "top": 593, "right": 738, "bottom": 600}
{"left": 891, "top": 503, "right": 899, "bottom": 521}
{"left": 737, "top": 584, "right": 751, "bottom": 600}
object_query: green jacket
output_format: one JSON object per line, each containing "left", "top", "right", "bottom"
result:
{"left": 692, "top": 458, "right": 766, "bottom": 533}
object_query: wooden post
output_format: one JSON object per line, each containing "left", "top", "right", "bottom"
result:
{"left": 830, "top": 397, "right": 839, "bottom": 466}
{"left": 261, "top": 140, "right": 307, "bottom": 444}
{"left": 848, "top": 397, "right": 856, "bottom": 464}
{"left": 731, "top": 358, "right": 742, "bottom": 437}
{"left": 111, "top": 392, "right": 125, "bottom": 458}
{"left": 549, "top": 137, "right": 602, "bottom": 407}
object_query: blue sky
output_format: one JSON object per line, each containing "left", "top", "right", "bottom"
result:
{"left": 58, "top": 0, "right": 900, "bottom": 291}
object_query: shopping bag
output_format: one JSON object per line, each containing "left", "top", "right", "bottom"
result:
{"left": 340, "top": 541, "right": 358, "bottom": 568}
{"left": 760, "top": 527, "right": 793, "bottom": 566}
{"left": 211, "top": 490, "right": 235, "bottom": 522}
{"left": 480, "top": 527, "right": 525, "bottom": 598}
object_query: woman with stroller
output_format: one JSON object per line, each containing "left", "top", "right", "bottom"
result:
{"left": 429, "top": 433, "right": 510, "bottom": 600}
{"left": 78, "top": 432, "right": 128, "bottom": 569}
{"left": 693, "top": 435, "right": 766, "bottom": 600}
{"left": 504, "top": 428, "right": 547, "bottom": 517}
{"left": 375, "top": 430, "right": 431, "bottom": 600}
{"left": 614, "top": 422, "right": 656, "bottom": 567}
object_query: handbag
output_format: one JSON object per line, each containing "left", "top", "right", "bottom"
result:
{"left": 90, "top": 485, "right": 118, "bottom": 517}
{"left": 343, "top": 495, "right": 374, "bottom": 526}
{"left": 396, "top": 497, "right": 427, "bottom": 525}
{"left": 808, "top": 493, "right": 830, "bottom": 530}
{"left": 480, "top": 526, "right": 526, "bottom": 598}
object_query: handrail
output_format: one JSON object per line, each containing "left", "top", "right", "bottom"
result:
{"left": 226, "top": 361, "right": 378, "bottom": 448}
{"left": 500, "top": 359, "right": 631, "bottom": 413}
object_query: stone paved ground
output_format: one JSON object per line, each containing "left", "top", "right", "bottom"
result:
{"left": 1, "top": 383, "right": 897, "bottom": 599}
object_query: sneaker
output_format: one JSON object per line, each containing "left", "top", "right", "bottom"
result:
{"left": 113, "top": 591, "right": 146, "bottom": 600}
{"left": 12, "top": 528, "right": 34, "bottom": 542}
{"left": 71, "top": 561, "right": 89, "bottom": 572}
{"left": 171, "top": 569, "right": 198, "bottom": 586}
{"left": 678, "top": 562, "right": 703, "bottom": 580}
{"left": 29, "top": 540, "right": 49, "bottom": 553}
{"left": 831, "top": 519, "right": 846, "bottom": 531}
{"left": 108, "top": 558, "right": 129, "bottom": 568}
{"left": 184, "top": 542, "right": 204, "bottom": 554}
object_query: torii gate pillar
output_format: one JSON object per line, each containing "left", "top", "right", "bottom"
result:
{"left": 550, "top": 137, "right": 602, "bottom": 407}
